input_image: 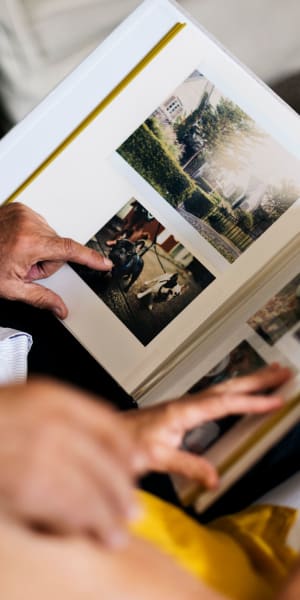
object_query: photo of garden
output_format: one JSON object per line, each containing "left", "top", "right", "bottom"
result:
{"left": 118, "top": 70, "right": 300, "bottom": 263}
{"left": 248, "top": 273, "right": 300, "bottom": 345}
{"left": 183, "top": 340, "right": 266, "bottom": 454}
{"left": 71, "top": 199, "right": 215, "bottom": 345}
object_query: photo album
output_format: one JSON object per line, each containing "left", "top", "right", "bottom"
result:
{"left": 0, "top": 0, "right": 299, "bottom": 512}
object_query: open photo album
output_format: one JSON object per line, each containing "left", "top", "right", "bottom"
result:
{"left": 0, "top": 0, "right": 299, "bottom": 512}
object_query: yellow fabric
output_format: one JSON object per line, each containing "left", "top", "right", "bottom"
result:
{"left": 131, "top": 491, "right": 299, "bottom": 600}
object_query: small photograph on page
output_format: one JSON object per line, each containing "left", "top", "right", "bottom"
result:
{"left": 248, "top": 273, "right": 300, "bottom": 349}
{"left": 184, "top": 340, "right": 266, "bottom": 454}
{"left": 71, "top": 198, "right": 215, "bottom": 346}
{"left": 117, "top": 70, "right": 300, "bottom": 264}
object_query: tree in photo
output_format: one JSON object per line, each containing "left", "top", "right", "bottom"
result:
{"left": 175, "top": 96, "right": 262, "bottom": 172}
{"left": 260, "top": 180, "right": 300, "bottom": 221}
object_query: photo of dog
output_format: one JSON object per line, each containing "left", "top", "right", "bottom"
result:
{"left": 136, "top": 272, "right": 184, "bottom": 310}
{"left": 71, "top": 198, "right": 215, "bottom": 345}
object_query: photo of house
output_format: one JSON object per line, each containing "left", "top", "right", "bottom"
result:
{"left": 118, "top": 70, "right": 300, "bottom": 263}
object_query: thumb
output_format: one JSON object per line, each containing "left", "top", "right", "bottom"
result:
{"left": 20, "top": 282, "right": 68, "bottom": 319}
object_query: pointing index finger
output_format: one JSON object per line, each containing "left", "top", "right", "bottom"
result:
{"left": 44, "top": 236, "right": 113, "bottom": 270}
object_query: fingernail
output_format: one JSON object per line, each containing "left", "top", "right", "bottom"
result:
{"left": 54, "top": 307, "right": 65, "bottom": 319}
{"left": 103, "top": 258, "right": 113, "bottom": 268}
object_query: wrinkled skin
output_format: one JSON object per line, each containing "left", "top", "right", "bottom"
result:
{"left": 0, "top": 364, "right": 291, "bottom": 548}
{"left": 0, "top": 363, "right": 294, "bottom": 600}
{"left": 0, "top": 202, "right": 112, "bottom": 318}
{"left": 124, "top": 363, "right": 291, "bottom": 486}
{"left": 0, "top": 378, "right": 143, "bottom": 548}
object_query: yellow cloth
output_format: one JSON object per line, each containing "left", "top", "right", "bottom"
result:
{"left": 131, "top": 491, "right": 299, "bottom": 600}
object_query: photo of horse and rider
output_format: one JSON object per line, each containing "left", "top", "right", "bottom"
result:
{"left": 71, "top": 198, "right": 215, "bottom": 345}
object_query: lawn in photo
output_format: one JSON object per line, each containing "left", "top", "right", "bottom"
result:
{"left": 248, "top": 273, "right": 300, "bottom": 345}
{"left": 183, "top": 340, "right": 266, "bottom": 454}
{"left": 71, "top": 199, "right": 215, "bottom": 345}
{"left": 118, "top": 70, "right": 300, "bottom": 263}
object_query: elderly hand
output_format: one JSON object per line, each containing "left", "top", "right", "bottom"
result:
{"left": 123, "top": 364, "right": 292, "bottom": 489}
{"left": 0, "top": 378, "right": 143, "bottom": 547}
{"left": 0, "top": 202, "right": 112, "bottom": 318}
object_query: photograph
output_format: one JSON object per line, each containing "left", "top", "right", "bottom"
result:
{"left": 71, "top": 198, "right": 215, "bottom": 345}
{"left": 117, "top": 69, "right": 300, "bottom": 263}
{"left": 248, "top": 273, "right": 300, "bottom": 345}
{"left": 183, "top": 340, "right": 266, "bottom": 454}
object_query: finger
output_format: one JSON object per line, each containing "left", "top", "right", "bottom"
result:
{"left": 169, "top": 391, "right": 284, "bottom": 431}
{"left": 18, "top": 282, "right": 68, "bottom": 319}
{"left": 26, "top": 260, "right": 65, "bottom": 281}
{"left": 26, "top": 379, "right": 145, "bottom": 475}
{"left": 42, "top": 237, "right": 113, "bottom": 271}
{"left": 63, "top": 429, "right": 140, "bottom": 523}
{"left": 19, "top": 461, "right": 133, "bottom": 548}
{"left": 43, "top": 385, "right": 142, "bottom": 473}
{"left": 148, "top": 444, "right": 218, "bottom": 489}
{"left": 211, "top": 364, "right": 292, "bottom": 395}
{"left": 9, "top": 416, "right": 139, "bottom": 544}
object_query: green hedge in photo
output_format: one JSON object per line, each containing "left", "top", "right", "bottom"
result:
{"left": 183, "top": 188, "right": 214, "bottom": 218}
{"left": 118, "top": 124, "right": 193, "bottom": 207}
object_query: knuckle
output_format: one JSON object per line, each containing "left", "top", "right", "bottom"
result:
{"left": 28, "top": 288, "right": 50, "bottom": 308}
{"left": 163, "top": 400, "right": 177, "bottom": 424}
{"left": 89, "top": 247, "right": 101, "bottom": 261}
{"left": 220, "top": 393, "right": 233, "bottom": 411}
{"left": 145, "top": 442, "right": 166, "bottom": 468}
{"left": 9, "top": 202, "right": 27, "bottom": 221}
{"left": 62, "top": 237, "right": 75, "bottom": 257}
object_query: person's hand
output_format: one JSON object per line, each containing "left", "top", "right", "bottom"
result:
{"left": 0, "top": 202, "right": 112, "bottom": 318}
{"left": 0, "top": 377, "right": 143, "bottom": 547}
{"left": 123, "top": 364, "right": 292, "bottom": 489}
